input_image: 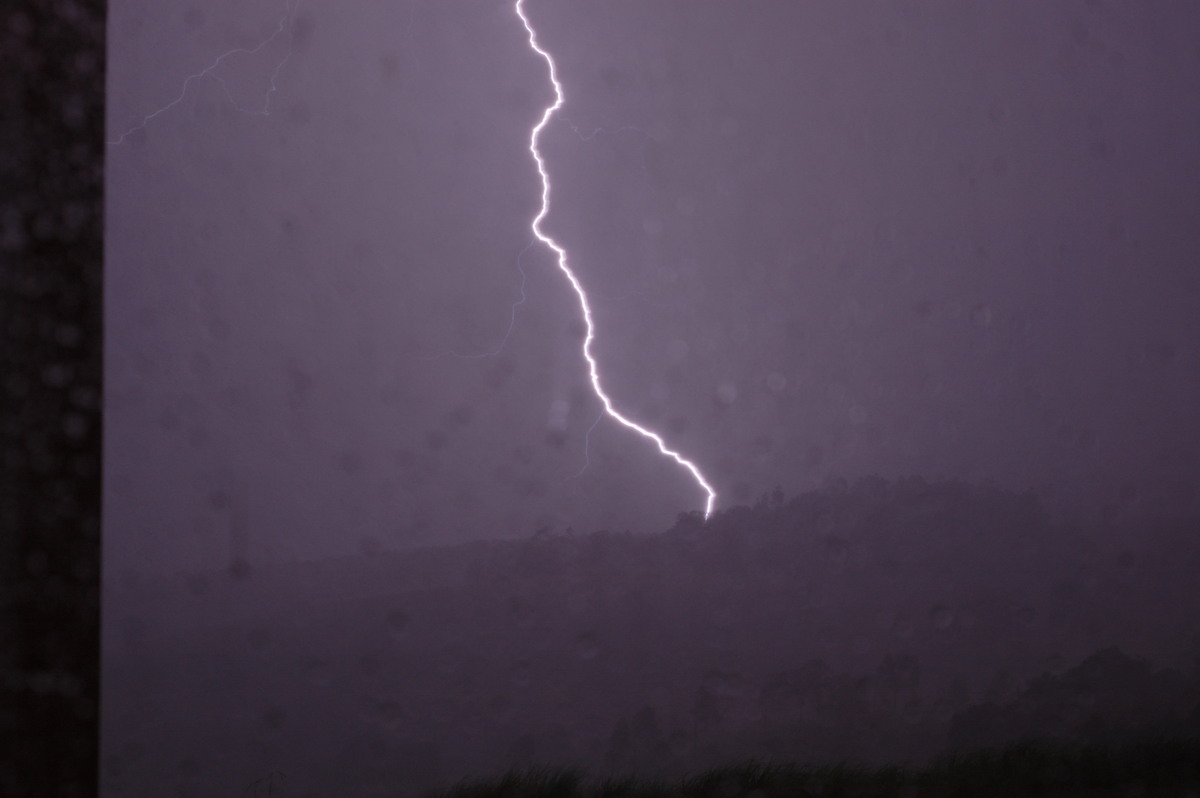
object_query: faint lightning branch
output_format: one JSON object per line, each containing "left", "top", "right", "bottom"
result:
{"left": 565, "top": 409, "right": 606, "bottom": 481}
{"left": 560, "top": 117, "right": 650, "bottom": 173}
{"left": 404, "top": 0, "right": 421, "bottom": 72}
{"left": 423, "top": 240, "right": 533, "bottom": 360}
{"left": 560, "top": 117, "right": 645, "bottom": 143}
{"left": 514, "top": 0, "right": 717, "bottom": 518}
{"left": 109, "top": 1, "right": 298, "bottom": 146}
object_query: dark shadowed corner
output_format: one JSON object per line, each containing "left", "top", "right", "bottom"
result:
{"left": 0, "top": 0, "right": 105, "bottom": 795}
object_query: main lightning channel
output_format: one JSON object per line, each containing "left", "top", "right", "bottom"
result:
{"left": 514, "top": 1, "right": 716, "bottom": 519}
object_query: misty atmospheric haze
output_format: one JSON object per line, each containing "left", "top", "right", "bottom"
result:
{"left": 103, "top": 0, "right": 1200, "bottom": 795}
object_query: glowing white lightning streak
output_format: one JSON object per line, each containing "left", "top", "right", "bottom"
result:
{"left": 514, "top": 1, "right": 717, "bottom": 518}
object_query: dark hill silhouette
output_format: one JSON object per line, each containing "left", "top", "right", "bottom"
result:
{"left": 102, "top": 477, "right": 1200, "bottom": 796}
{"left": 950, "top": 646, "right": 1200, "bottom": 753}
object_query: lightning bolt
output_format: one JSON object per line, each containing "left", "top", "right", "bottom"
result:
{"left": 514, "top": 1, "right": 717, "bottom": 518}
{"left": 108, "top": 1, "right": 298, "bottom": 147}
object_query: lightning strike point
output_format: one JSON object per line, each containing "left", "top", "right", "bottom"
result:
{"left": 514, "top": 1, "right": 717, "bottom": 519}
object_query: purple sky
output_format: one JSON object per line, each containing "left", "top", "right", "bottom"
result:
{"left": 106, "top": 0, "right": 1200, "bottom": 573}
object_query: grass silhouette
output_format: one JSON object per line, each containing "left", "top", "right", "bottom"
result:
{"left": 427, "top": 737, "right": 1200, "bottom": 797}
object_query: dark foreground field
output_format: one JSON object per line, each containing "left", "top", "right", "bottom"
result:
{"left": 429, "top": 737, "right": 1200, "bottom": 798}
{"left": 107, "top": 480, "right": 1200, "bottom": 797}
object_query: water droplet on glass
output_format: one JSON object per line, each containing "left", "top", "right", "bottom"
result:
{"left": 576, "top": 633, "right": 600, "bottom": 660}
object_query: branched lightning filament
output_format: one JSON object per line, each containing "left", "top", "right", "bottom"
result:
{"left": 514, "top": 0, "right": 717, "bottom": 518}
{"left": 109, "top": 1, "right": 297, "bottom": 146}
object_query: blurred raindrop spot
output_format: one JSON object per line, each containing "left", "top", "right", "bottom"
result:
{"left": 511, "top": 661, "right": 532, "bottom": 687}
{"left": 804, "top": 445, "right": 825, "bottom": 468}
{"left": 713, "top": 607, "right": 735, "bottom": 629}
{"left": 26, "top": 550, "right": 48, "bottom": 578}
{"left": 513, "top": 478, "right": 545, "bottom": 499}
{"left": 386, "top": 609, "right": 409, "bottom": 636}
{"left": 182, "top": 6, "right": 205, "bottom": 29}
{"left": 261, "top": 704, "right": 286, "bottom": 730}
{"left": 826, "top": 538, "right": 848, "bottom": 567}
{"left": 229, "top": 558, "right": 251, "bottom": 580}
{"left": 338, "top": 451, "right": 363, "bottom": 474}
{"left": 378, "top": 53, "right": 402, "bottom": 82}
{"left": 565, "top": 318, "right": 587, "bottom": 342}
{"left": 512, "top": 444, "right": 533, "bottom": 465}
{"left": 930, "top": 605, "right": 955, "bottom": 630}
{"left": 394, "top": 448, "right": 418, "bottom": 473}
{"left": 443, "top": 404, "right": 474, "bottom": 428}
{"left": 207, "top": 489, "right": 229, "bottom": 510}
{"left": 576, "top": 633, "right": 600, "bottom": 660}
{"left": 304, "top": 660, "right": 330, "bottom": 687}
{"left": 484, "top": 357, "right": 517, "bottom": 390}
{"left": 56, "top": 323, "right": 82, "bottom": 347}
{"left": 5, "top": 373, "right": 29, "bottom": 399}
{"left": 377, "top": 700, "right": 404, "bottom": 723}
{"left": 667, "top": 414, "right": 689, "bottom": 436}
{"left": 1141, "top": 340, "right": 1177, "bottom": 366}
{"left": 359, "top": 652, "right": 382, "bottom": 676}
{"left": 280, "top": 214, "right": 299, "bottom": 237}
{"left": 157, "top": 408, "right": 180, "bottom": 432}
{"left": 42, "top": 363, "right": 72, "bottom": 387}
{"left": 287, "top": 101, "right": 310, "bottom": 125}
{"left": 188, "top": 351, "right": 212, "bottom": 378}
{"left": 508, "top": 595, "right": 532, "bottom": 625}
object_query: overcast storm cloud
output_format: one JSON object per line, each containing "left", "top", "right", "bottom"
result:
{"left": 107, "top": 0, "right": 1200, "bottom": 571}
{"left": 104, "top": 0, "right": 1200, "bottom": 795}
